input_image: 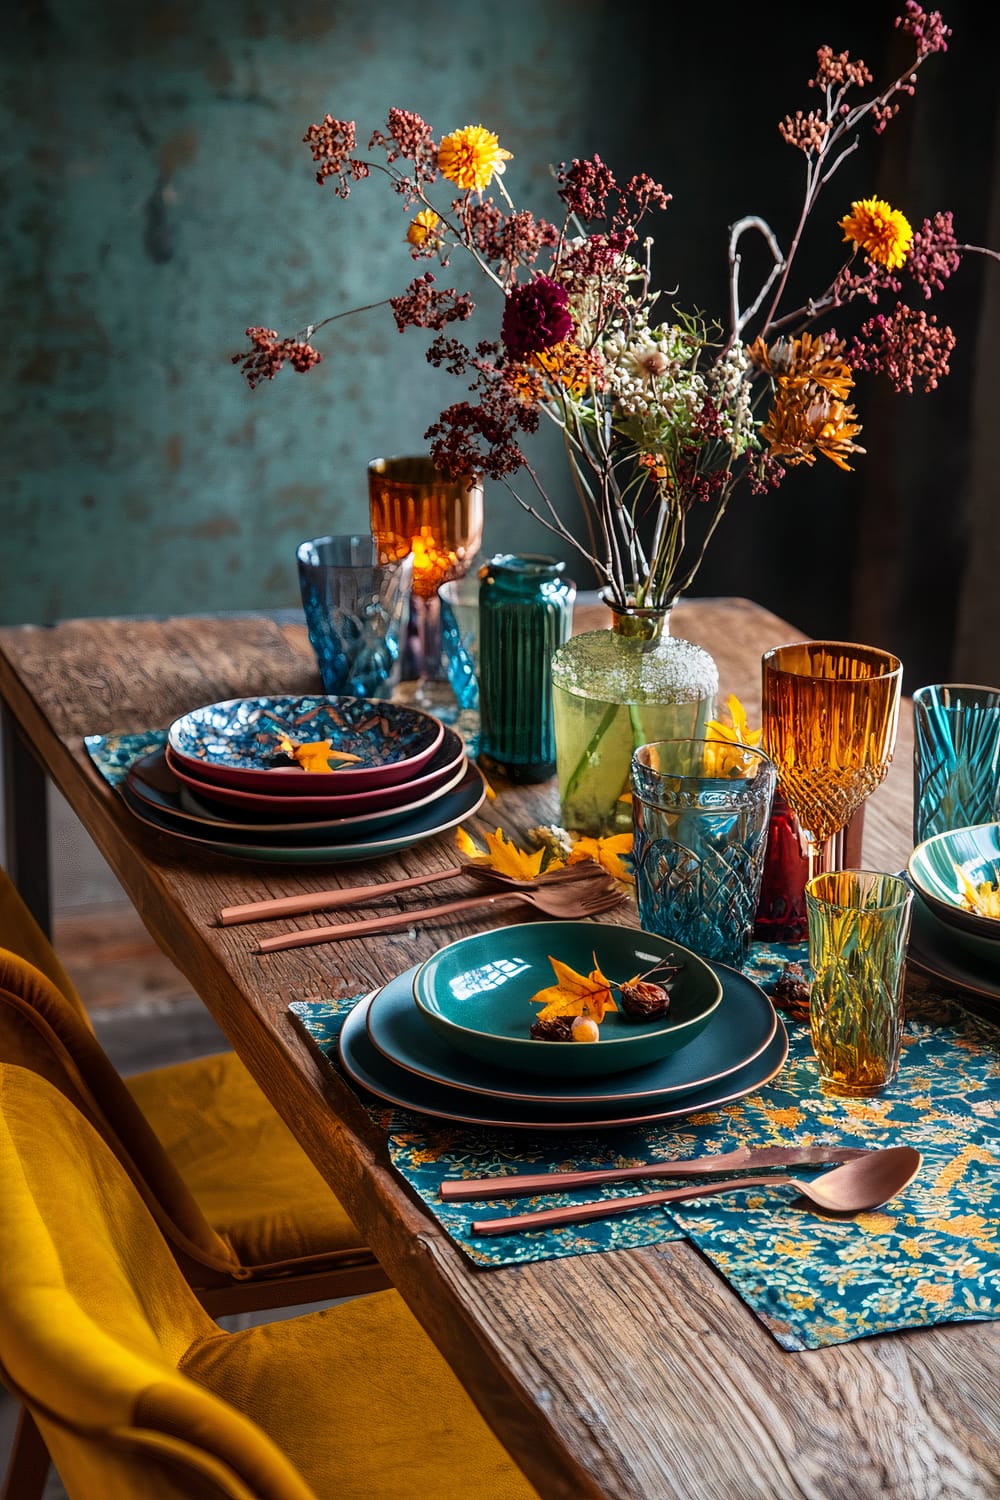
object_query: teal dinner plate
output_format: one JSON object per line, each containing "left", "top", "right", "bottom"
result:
{"left": 367, "top": 959, "right": 776, "bottom": 1106}
{"left": 127, "top": 744, "right": 466, "bottom": 839}
{"left": 907, "top": 822, "right": 1000, "bottom": 942}
{"left": 338, "top": 980, "right": 788, "bottom": 1132}
{"left": 907, "top": 893, "right": 1000, "bottom": 1005}
{"left": 412, "top": 922, "right": 723, "bottom": 1078}
{"left": 119, "top": 760, "right": 487, "bottom": 864}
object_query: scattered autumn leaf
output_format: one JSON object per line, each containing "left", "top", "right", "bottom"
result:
{"left": 529, "top": 954, "right": 618, "bottom": 1024}
{"left": 276, "top": 733, "right": 362, "bottom": 772}
{"left": 455, "top": 825, "right": 563, "bottom": 878}
{"left": 567, "top": 833, "right": 634, "bottom": 883}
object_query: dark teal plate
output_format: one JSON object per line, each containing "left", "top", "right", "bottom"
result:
{"left": 339, "top": 979, "right": 788, "bottom": 1131}
{"left": 908, "top": 893, "right": 1000, "bottom": 1005}
{"left": 412, "top": 922, "right": 723, "bottom": 1078}
{"left": 118, "top": 761, "right": 487, "bottom": 864}
{"left": 367, "top": 960, "right": 776, "bottom": 1105}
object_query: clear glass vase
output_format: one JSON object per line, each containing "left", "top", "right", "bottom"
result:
{"left": 550, "top": 599, "right": 719, "bottom": 835}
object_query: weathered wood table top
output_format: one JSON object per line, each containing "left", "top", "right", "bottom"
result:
{"left": 1, "top": 598, "right": 996, "bottom": 1500}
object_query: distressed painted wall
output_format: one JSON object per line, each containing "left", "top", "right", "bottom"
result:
{"left": 3, "top": 0, "right": 998, "bottom": 686}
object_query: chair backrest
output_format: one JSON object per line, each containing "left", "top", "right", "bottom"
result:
{"left": 0, "top": 867, "right": 240, "bottom": 1279}
{"left": 0, "top": 1063, "right": 318, "bottom": 1500}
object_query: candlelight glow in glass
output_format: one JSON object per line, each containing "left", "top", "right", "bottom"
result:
{"left": 805, "top": 871, "right": 913, "bottom": 1097}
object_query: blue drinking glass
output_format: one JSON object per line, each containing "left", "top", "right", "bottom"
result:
{"left": 912, "top": 683, "right": 1000, "bottom": 846}
{"left": 631, "top": 738, "right": 777, "bottom": 969}
{"left": 297, "top": 535, "right": 413, "bottom": 698}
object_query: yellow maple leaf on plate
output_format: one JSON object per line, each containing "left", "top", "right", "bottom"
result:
{"left": 276, "top": 732, "right": 362, "bottom": 773}
{"left": 955, "top": 866, "right": 1000, "bottom": 918}
{"left": 530, "top": 954, "right": 618, "bottom": 1023}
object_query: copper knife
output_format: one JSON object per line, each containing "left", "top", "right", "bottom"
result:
{"left": 438, "top": 1144, "right": 868, "bottom": 1203}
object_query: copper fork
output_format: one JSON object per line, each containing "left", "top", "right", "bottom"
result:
{"left": 255, "top": 875, "right": 627, "bottom": 953}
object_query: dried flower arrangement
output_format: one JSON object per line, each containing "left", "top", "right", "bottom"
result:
{"left": 234, "top": 3, "right": 997, "bottom": 612}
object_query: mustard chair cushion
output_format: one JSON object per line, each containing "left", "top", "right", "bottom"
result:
{"left": 0, "top": 1065, "right": 540, "bottom": 1500}
{"left": 127, "top": 1051, "right": 368, "bottom": 1265}
{"left": 0, "top": 865, "right": 375, "bottom": 1285}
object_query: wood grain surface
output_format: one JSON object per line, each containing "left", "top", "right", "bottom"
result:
{"left": 1, "top": 600, "right": 994, "bottom": 1500}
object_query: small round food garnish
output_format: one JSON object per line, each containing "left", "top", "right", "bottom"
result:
{"left": 619, "top": 980, "right": 671, "bottom": 1020}
{"left": 570, "top": 1016, "right": 600, "bottom": 1044}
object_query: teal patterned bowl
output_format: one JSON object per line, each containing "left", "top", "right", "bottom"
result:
{"left": 412, "top": 921, "right": 723, "bottom": 1078}
{"left": 907, "top": 822, "right": 1000, "bottom": 941}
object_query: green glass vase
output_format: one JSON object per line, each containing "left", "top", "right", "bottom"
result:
{"left": 550, "top": 599, "right": 719, "bottom": 835}
{"left": 477, "top": 554, "right": 575, "bottom": 782}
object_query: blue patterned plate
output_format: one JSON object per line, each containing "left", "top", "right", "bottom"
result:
{"left": 412, "top": 922, "right": 723, "bottom": 1078}
{"left": 339, "top": 979, "right": 788, "bottom": 1131}
{"left": 167, "top": 695, "right": 444, "bottom": 792}
{"left": 367, "top": 960, "right": 776, "bottom": 1105}
{"left": 119, "top": 760, "right": 487, "bottom": 864}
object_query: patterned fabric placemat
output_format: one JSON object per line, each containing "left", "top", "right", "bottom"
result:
{"left": 85, "top": 729, "right": 168, "bottom": 786}
{"left": 291, "top": 943, "right": 1000, "bottom": 1350}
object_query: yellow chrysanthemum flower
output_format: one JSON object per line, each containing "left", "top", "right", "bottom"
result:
{"left": 839, "top": 197, "right": 913, "bottom": 270}
{"left": 406, "top": 208, "right": 441, "bottom": 249}
{"left": 438, "top": 125, "right": 512, "bottom": 193}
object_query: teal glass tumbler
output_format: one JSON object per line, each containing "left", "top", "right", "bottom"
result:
{"left": 631, "top": 738, "right": 777, "bottom": 969}
{"left": 477, "top": 555, "right": 574, "bottom": 782}
{"left": 912, "top": 683, "right": 1000, "bottom": 845}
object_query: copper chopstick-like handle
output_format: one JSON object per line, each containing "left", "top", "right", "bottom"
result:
{"left": 255, "top": 891, "right": 510, "bottom": 952}
{"left": 219, "top": 865, "right": 467, "bottom": 926}
{"left": 471, "top": 1176, "right": 779, "bottom": 1236}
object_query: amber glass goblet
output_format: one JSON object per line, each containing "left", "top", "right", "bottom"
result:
{"left": 761, "top": 641, "right": 903, "bottom": 878}
{"left": 368, "top": 456, "right": 484, "bottom": 711}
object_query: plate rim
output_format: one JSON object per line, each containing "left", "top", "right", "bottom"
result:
{"left": 907, "top": 896, "right": 1000, "bottom": 1002}
{"left": 366, "top": 960, "right": 777, "bottom": 1105}
{"left": 163, "top": 726, "right": 466, "bottom": 816}
{"left": 119, "top": 760, "right": 487, "bottom": 864}
{"left": 338, "top": 992, "right": 789, "bottom": 1131}
{"left": 129, "top": 745, "right": 467, "bottom": 837}
{"left": 167, "top": 694, "right": 444, "bottom": 791}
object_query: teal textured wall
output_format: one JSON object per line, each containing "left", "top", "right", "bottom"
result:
{"left": 3, "top": 1, "right": 998, "bottom": 687}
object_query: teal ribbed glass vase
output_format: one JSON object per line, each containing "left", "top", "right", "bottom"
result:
{"left": 477, "top": 555, "right": 575, "bottom": 782}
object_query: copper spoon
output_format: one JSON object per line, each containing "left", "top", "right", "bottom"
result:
{"left": 471, "top": 1146, "right": 922, "bottom": 1236}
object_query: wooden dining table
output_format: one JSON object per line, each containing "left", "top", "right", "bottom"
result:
{"left": 1, "top": 597, "right": 997, "bottom": 1500}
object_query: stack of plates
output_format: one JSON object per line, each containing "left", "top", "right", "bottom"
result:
{"left": 906, "top": 823, "right": 1000, "bottom": 1005}
{"left": 120, "top": 694, "right": 487, "bottom": 864}
{"left": 338, "top": 922, "right": 789, "bottom": 1131}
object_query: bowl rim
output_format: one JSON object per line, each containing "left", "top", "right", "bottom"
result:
{"left": 411, "top": 920, "right": 724, "bottom": 1058}
{"left": 907, "top": 822, "right": 1000, "bottom": 941}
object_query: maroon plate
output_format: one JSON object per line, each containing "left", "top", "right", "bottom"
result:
{"left": 163, "top": 725, "right": 465, "bottom": 819}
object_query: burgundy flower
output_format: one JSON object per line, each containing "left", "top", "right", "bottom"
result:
{"left": 500, "top": 276, "right": 574, "bottom": 361}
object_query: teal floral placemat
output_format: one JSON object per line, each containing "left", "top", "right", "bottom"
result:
{"left": 291, "top": 943, "right": 1000, "bottom": 1350}
{"left": 85, "top": 729, "right": 167, "bottom": 786}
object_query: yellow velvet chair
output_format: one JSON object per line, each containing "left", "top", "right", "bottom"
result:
{"left": 0, "top": 1063, "right": 540, "bottom": 1500}
{"left": 0, "top": 867, "right": 389, "bottom": 1311}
